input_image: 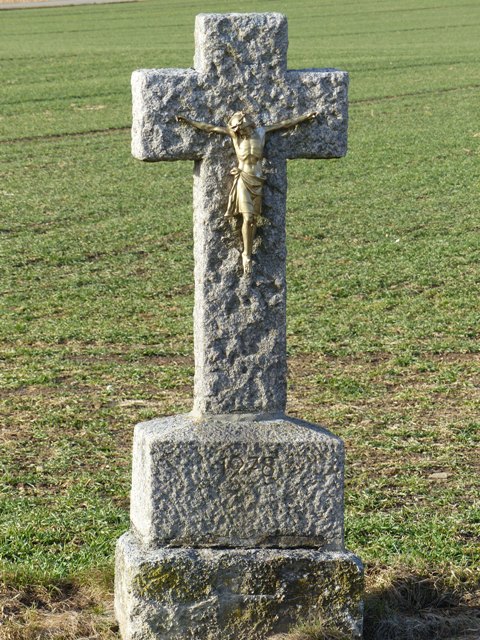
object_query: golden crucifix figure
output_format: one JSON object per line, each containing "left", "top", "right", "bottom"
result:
{"left": 177, "top": 110, "right": 317, "bottom": 275}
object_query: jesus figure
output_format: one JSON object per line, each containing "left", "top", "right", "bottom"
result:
{"left": 176, "top": 110, "right": 317, "bottom": 275}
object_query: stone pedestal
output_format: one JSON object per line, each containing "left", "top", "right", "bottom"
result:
{"left": 115, "top": 415, "right": 363, "bottom": 638}
{"left": 129, "top": 414, "right": 345, "bottom": 549}
{"left": 115, "top": 534, "right": 363, "bottom": 640}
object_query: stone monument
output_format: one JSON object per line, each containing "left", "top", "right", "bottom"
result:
{"left": 115, "top": 13, "right": 363, "bottom": 640}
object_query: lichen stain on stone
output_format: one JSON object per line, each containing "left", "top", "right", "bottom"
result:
{"left": 222, "top": 597, "right": 278, "bottom": 638}
{"left": 135, "top": 562, "right": 213, "bottom": 601}
{"left": 274, "top": 560, "right": 363, "bottom": 628}
{"left": 240, "top": 563, "right": 282, "bottom": 596}
{"left": 314, "top": 561, "right": 362, "bottom": 602}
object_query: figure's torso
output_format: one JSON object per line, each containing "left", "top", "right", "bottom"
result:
{"left": 232, "top": 128, "right": 266, "bottom": 177}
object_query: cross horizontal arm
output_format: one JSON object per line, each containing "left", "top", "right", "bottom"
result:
{"left": 132, "top": 67, "right": 349, "bottom": 163}
{"left": 271, "top": 69, "right": 349, "bottom": 160}
{"left": 132, "top": 69, "right": 222, "bottom": 161}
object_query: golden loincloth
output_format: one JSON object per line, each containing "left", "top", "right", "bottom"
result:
{"left": 225, "top": 168, "right": 265, "bottom": 219}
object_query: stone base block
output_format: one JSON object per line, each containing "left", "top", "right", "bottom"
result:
{"left": 130, "top": 413, "right": 344, "bottom": 549}
{"left": 115, "top": 532, "right": 363, "bottom": 640}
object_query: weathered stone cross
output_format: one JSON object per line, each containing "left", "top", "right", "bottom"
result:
{"left": 117, "top": 14, "right": 362, "bottom": 639}
{"left": 132, "top": 12, "right": 348, "bottom": 417}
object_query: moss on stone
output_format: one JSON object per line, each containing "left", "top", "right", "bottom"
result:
{"left": 223, "top": 597, "right": 279, "bottom": 637}
{"left": 120, "top": 542, "right": 363, "bottom": 639}
{"left": 134, "top": 561, "right": 213, "bottom": 601}
{"left": 239, "top": 562, "right": 282, "bottom": 595}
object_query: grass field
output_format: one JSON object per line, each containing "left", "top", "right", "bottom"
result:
{"left": 1, "top": 0, "right": 479, "bottom": 638}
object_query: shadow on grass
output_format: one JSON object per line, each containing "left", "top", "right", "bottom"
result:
{"left": 272, "top": 568, "right": 480, "bottom": 640}
{"left": 363, "top": 570, "right": 480, "bottom": 640}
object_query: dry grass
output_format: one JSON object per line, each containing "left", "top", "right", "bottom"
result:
{"left": 2, "top": 567, "right": 479, "bottom": 640}
{"left": 363, "top": 567, "right": 480, "bottom": 640}
{"left": 0, "top": 582, "right": 118, "bottom": 640}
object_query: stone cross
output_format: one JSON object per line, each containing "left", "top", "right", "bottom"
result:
{"left": 116, "top": 15, "right": 362, "bottom": 640}
{"left": 132, "top": 12, "right": 348, "bottom": 416}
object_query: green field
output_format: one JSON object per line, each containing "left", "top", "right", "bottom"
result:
{"left": 1, "top": 0, "right": 479, "bottom": 638}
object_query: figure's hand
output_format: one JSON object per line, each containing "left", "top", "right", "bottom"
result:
{"left": 176, "top": 115, "right": 188, "bottom": 124}
{"left": 308, "top": 111, "right": 318, "bottom": 121}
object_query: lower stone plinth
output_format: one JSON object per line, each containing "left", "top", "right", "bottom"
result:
{"left": 115, "top": 532, "right": 364, "bottom": 640}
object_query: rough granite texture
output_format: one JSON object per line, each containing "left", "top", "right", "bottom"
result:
{"left": 131, "top": 13, "right": 349, "bottom": 414}
{"left": 130, "top": 414, "right": 345, "bottom": 549}
{"left": 115, "top": 532, "right": 364, "bottom": 640}
{"left": 117, "top": 14, "right": 361, "bottom": 639}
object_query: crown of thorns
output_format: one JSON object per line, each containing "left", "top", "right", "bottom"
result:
{"left": 228, "top": 111, "right": 254, "bottom": 130}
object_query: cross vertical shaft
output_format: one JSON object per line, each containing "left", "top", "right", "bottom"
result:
{"left": 192, "top": 154, "right": 288, "bottom": 415}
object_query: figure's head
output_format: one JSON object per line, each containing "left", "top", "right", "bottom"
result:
{"left": 228, "top": 111, "right": 254, "bottom": 134}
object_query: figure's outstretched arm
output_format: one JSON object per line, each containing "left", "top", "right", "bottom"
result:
{"left": 176, "top": 115, "right": 229, "bottom": 136}
{"left": 264, "top": 111, "right": 318, "bottom": 133}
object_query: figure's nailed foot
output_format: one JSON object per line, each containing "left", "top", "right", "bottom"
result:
{"left": 242, "top": 253, "right": 252, "bottom": 276}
